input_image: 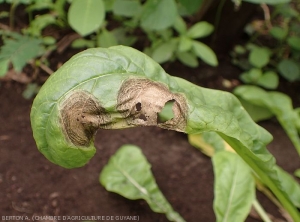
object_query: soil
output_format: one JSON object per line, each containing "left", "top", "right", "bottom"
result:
{"left": 1, "top": 55, "right": 300, "bottom": 222}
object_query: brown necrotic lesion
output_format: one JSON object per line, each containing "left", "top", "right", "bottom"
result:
{"left": 60, "top": 91, "right": 110, "bottom": 147}
{"left": 117, "top": 78, "right": 188, "bottom": 131}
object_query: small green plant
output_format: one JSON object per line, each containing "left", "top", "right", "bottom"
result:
{"left": 30, "top": 46, "right": 300, "bottom": 221}
{"left": 231, "top": 1, "right": 300, "bottom": 88}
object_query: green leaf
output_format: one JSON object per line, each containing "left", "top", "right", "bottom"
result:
{"left": 68, "top": 0, "right": 105, "bottom": 36}
{"left": 0, "top": 34, "right": 42, "bottom": 72}
{"left": 26, "top": 14, "right": 56, "bottom": 37}
{"left": 238, "top": 97, "right": 274, "bottom": 122}
{"left": 141, "top": 0, "right": 177, "bottom": 31}
{"left": 257, "top": 71, "right": 279, "bottom": 89}
{"left": 178, "top": 36, "right": 192, "bottom": 52}
{"left": 213, "top": 151, "right": 255, "bottom": 222}
{"left": 0, "top": 59, "right": 9, "bottom": 77}
{"left": 295, "top": 169, "right": 300, "bottom": 178}
{"left": 100, "top": 145, "right": 186, "bottom": 222}
{"left": 176, "top": 51, "right": 198, "bottom": 68}
{"left": 287, "top": 36, "right": 300, "bottom": 51}
{"left": 173, "top": 16, "right": 187, "bottom": 34}
{"left": 240, "top": 68, "right": 262, "bottom": 83}
{"left": 178, "top": 0, "right": 203, "bottom": 15}
{"left": 278, "top": 59, "right": 300, "bottom": 81}
{"left": 97, "top": 29, "right": 118, "bottom": 48}
{"left": 270, "top": 26, "right": 288, "bottom": 40}
{"left": 234, "top": 85, "right": 300, "bottom": 156}
{"left": 242, "top": 0, "right": 291, "bottom": 5}
{"left": 186, "top": 21, "right": 214, "bottom": 39}
{"left": 192, "top": 41, "right": 218, "bottom": 66}
{"left": 113, "top": 0, "right": 142, "bottom": 17}
{"left": 276, "top": 166, "right": 300, "bottom": 208}
{"left": 249, "top": 47, "right": 271, "bottom": 68}
{"left": 152, "top": 42, "right": 176, "bottom": 64}
{"left": 111, "top": 28, "right": 137, "bottom": 46}
{"left": 71, "top": 38, "right": 95, "bottom": 49}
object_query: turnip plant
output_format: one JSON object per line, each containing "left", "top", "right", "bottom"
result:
{"left": 30, "top": 46, "right": 300, "bottom": 221}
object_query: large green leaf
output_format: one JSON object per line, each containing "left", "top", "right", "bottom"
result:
{"left": 30, "top": 46, "right": 300, "bottom": 221}
{"left": 68, "top": 0, "right": 105, "bottom": 36}
{"left": 141, "top": 0, "right": 177, "bottom": 31}
{"left": 278, "top": 59, "right": 300, "bottom": 81}
{"left": 100, "top": 145, "right": 185, "bottom": 222}
{"left": 234, "top": 85, "right": 300, "bottom": 156}
{"left": 213, "top": 151, "right": 255, "bottom": 222}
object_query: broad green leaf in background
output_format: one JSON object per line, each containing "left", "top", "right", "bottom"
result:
{"left": 0, "top": 34, "right": 42, "bottom": 72}
{"left": 240, "top": 68, "right": 262, "bottom": 83}
{"left": 192, "top": 41, "right": 218, "bottom": 66}
{"left": 256, "top": 71, "right": 279, "bottom": 89}
{"left": 97, "top": 29, "right": 118, "bottom": 48}
{"left": 287, "top": 36, "right": 300, "bottom": 51}
{"left": 141, "top": 0, "right": 177, "bottom": 31}
{"left": 270, "top": 26, "right": 288, "bottom": 40}
{"left": 213, "top": 151, "right": 255, "bottom": 222}
{"left": 68, "top": 0, "right": 105, "bottom": 36}
{"left": 111, "top": 28, "right": 137, "bottom": 46}
{"left": 176, "top": 51, "right": 198, "bottom": 68}
{"left": 113, "top": 0, "right": 142, "bottom": 18}
{"left": 173, "top": 16, "right": 187, "bottom": 34}
{"left": 249, "top": 47, "right": 271, "bottom": 68}
{"left": 278, "top": 59, "right": 300, "bottom": 82}
{"left": 178, "top": 0, "right": 203, "bottom": 15}
{"left": 186, "top": 22, "right": 214, "bottom": 39}
{"left": 152, "top": 42, "right": 176, "bottom": 64}
{"left": 100, "top": 145, "right": 185, "bottom": 222}
{"left": 234, "top": 85, "right": 300, "bottom": 156}
{"left": 178, "top": 36, "right": 192, "bottom": 52}
{"left": 242, "top": 0, "right": 291, "bottom": 5}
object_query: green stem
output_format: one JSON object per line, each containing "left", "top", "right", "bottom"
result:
{"left": 252, "top": 199, "right": 272, "bottom": 222}
{"left": 219, "top": 134, "right": 300, "bottom": 222}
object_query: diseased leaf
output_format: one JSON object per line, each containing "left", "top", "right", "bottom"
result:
{"left": 141, "top": 0, "right": 177, "bottom": 31}
{"left": 213, "top": 151, "right": 255, "bottom": 222}
{"left": 30, "top": 46, "right": 300, "bottom": 221}
{"left": 186, "top": 21, "right": 214, "bottom": 39}
{"left": 68, "top": 0, "right": 105, "bottom": 36}
{"left": 192, "top": 41, "right": 218, "bottom": 66}
{"left": 100, "top": 145, "right": 186, "bottom": 222}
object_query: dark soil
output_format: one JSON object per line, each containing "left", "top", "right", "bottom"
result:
{"left": 1, "top": 55, "right": 300, "bottom": 222}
